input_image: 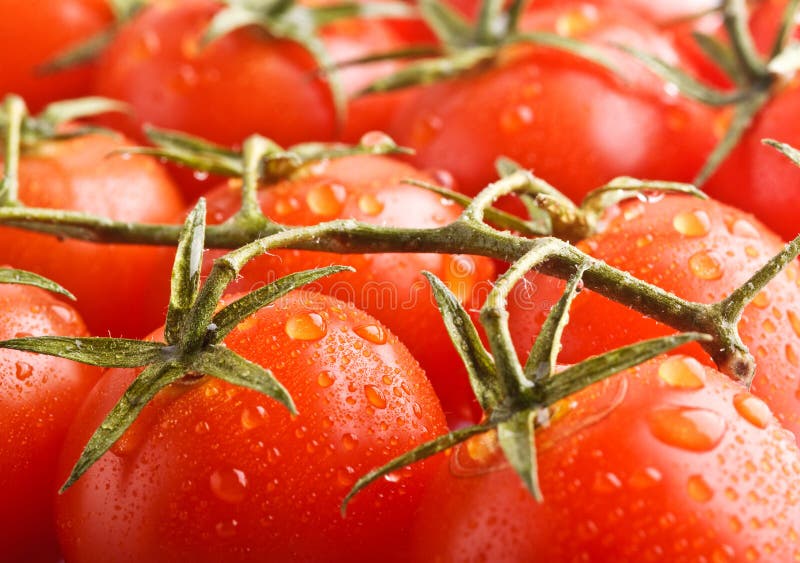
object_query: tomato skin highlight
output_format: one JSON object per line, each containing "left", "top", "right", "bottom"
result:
{"left": 0, "top": 0, "right": 113, "bottom": 112}
{"left": 0, "top": 131, "right": 185, "bottom": 338}
{"left": 508, "top": 195, "right": 800, "bottom": 441}
{"left": 56, "top": 291, "right": 447, "bottom": 563}
{"left": 178, "top": 155, "right": 495, "bottom": 425}
{"left": 411, "top": 356, "right": 800, "bottom": 562}
{"left": 0, "top": 283, "right": 100, "bottom": 563}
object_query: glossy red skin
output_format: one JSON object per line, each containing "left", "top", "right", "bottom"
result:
{"left": 507, "top": 195, "right": 800, "bottom": 440}
{"left": 94, "top": 0, "right": 410, "bottom": 148}
{"left": 189, "top": 155, "right": 495, "bottom": 424}
{"left": 0, "top": 0, "right": 112, "bottom": 112}
{"left": 56, "top": 291, "right": 447, "bottom": 562}
{"left": 387, "top": 3, "right": 717, "bottom": 199}
{"left": 411, "top": 356, "right": 800, "bottom": 561}
{"left": 0, "top": 283, "right": 99, "bottom": 562}
{"left": 0, "top": 132, "right": 184, "bottom": 337}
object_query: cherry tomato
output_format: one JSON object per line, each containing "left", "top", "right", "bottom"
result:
{"left": 0, "top": 282, "right": 99, "bottom": 562}
{"left": 94, "top": 0, "right": 411, "bottom": 147}
{"left": 507, "top": 195, "right": 800, "bottom": 439}
{"left": 0, "top": 0, "right": 113, "bottom": 112}
{"left": 178, "top": 155, "right": 495, "bottom": 425}
{"left": 411, "top": 356, "right": 800, "bottom": 561}
{"left": 387, "top": 2, "right": 717, "bottom": 199}
{"left": 56, "top": 290, "right": 446, "bottom": 562}
{"left": 0, "top": 130, "right": 185, "bottom": 337}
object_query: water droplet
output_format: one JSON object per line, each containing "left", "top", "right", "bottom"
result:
{"left": 731, "top": 219, "right": 761, "bottom": 239}
{"left": 306, "top": 182, "right": 346, "bottom": 216}
{"left": 353, "top": 323, "right": 387, "bottom": 345}
{"left": 689, "top": 251, "right": 724, "bottom": 280}
{"left": 429, "top": 168, "right": 455, "bottom": 189}
{"left": 215, "top": 519, "right": 238, "bottom": 538}
{"left": 241, "top": 405, "right": 269, "bottom": 430}
{"left": 49, "top": 304, "right": 75, "bottom": 323}
{"left": 745, "top": 546, "right": 759, "bottom": 561}
{"left": 733, "top": 393, "right": 772, "bottom": 429}
{"left": 209, "top": 468, "right": 248, "bottom": 503}
{"left": 337, "top": 466, "right": 355, "bottom": 487}
{"left": 364, "top": 385, "right": 387, "bottom": 409}
{"left": 687, "top": 474, "right": 714, "bottom": 502}
{"left": 673, "top": 210, "right": 710, "bottom": 237}
{"left": 636, "top": 234, "right": 654, "bottom": 247}
{"left": 648, "top": 406, "right": 727, "bottom": 451}
{"left": 658, "top": 357, "right": 705, "bottom": 390}
{"left": 274, "top": 197, "right": 300, "bottom": 216}
{"left": 359, "top": 131, "right": 394, "bottom": 150}
{"left": 342, "top": 433, "right": 358, "bottom": 450}
{"left": 500, "top": 105, "right": 534, "bottom": 133}
{"left": 195, "top": 421, "right": 210, "bottom": 434}
{"left": 787, "top": 344, "right": 798, "bottom": 367}
{"left": 788, "top": 310, "right": 800, "bottom": 338}
{"left": 15, "top": 362, "right": 33, "bottom": 381}
{"left": 628, "top": 467, "right": 662, "bottom": 489}
{"left": 752, "top": 291, "right": 770, "bottom": 308}
{"left": 593, "top": 472, "right": 622, "bottom": 493}
{"left": 445, "top": 255, "right": 477, "bottom": 303}
{"left": 356, "top": 193, "right": 384, "bottom": 217}
{"left": 317, "top": 370, "right": 335, "bottom": 388}
{"left": 285, "top": 312, "right": 327, "bottom": 341}
{"left": 762, "top": 318, "right": 777, "bottom": 333}
{"left": 555, "top": 6, "right": 597, "bottom": 36}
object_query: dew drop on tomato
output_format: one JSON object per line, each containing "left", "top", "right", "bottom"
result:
{"left": 240, "top": 405, "right": 269, "bottom": 430}
{"left": 317, "top": 370, "right": 335, "bottom": 388}
{"left": 687, "top": 474, "right": 714, "bottom": 503}
{"left": 306, "top": 182, "right": 346, "bottom": 216}
{"left": 353, "top": 323, "right": 387, "bottom": 345}
{"left": 657, "top": 357, "right": 705, "bottom": 390}
{"left": 14, "top": 362, "right": 33, "bottom": 381}
{"left": 357, "top": 193, "right": 383, "bottom": 216}
{"left": 285, "top": 312, "right": 327, "bottom": 341}
{"left": 672, "top": 210, "right": 710, "bottom": 237}
{"left": 733, "top": 393, "right": 772, "bottom": 429}
{"left": 647, "top": 406, "right": 727, "bottom": 452}
{"left": 688, "top": 250, "right": 724, "bottom": 280}
{"left": 209, "top": 467, "right": 248, "bottom": 504}
{"left": 364, "top": 384, "right": 387, "bottom": 409}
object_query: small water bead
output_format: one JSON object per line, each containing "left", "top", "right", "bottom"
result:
{"left": 647, "top": 406, "right": 727, "bottom": 452}
{"left": 49, "top": 304, "right": 75, "bottom": 323}
{"left": 635, "top": 234, "right": 653, "bottom": 248}
{"left": 788, "top": 310, "right": 800, "bottom": 338}
{"left": 317, "top": 371, "right": 335, "bottom": 388}
{"left": 357, "top": 194, "right": 383, "bottom": 216}
{"left": 341, "top": 433, "right": 358, "bottom": 450}
{"left": 555, "top": 6, "right": 598, "bottom": 36}
{"left": 194, "top": 421, "right": 210, "bottom": 435}
{"left": 592, "top": 472, "right": 622, "bottom": 494}
{"left": 687, "top": 475, "right": 714, "bottom": 503}
{"left": 752, "top": 291, "right": 770, "bottom": 309}
{"left": 364, "top": 385, "right": 387, "bottom": 409}
{"left": 15, "top": 362, "right": 33, "bottom": 381}
{"left": 337, "top": 466, "right": 356, "bottom": 487}
{"left": 359, "top": 131, "right": 395, "bottom": 150}
{"left": 673, "top": 210, "right": 711, "bottom": 237}
{"left": 786, "top": 344, "right": 798, "bottom": 367}
{"left": 689, "top": 251, "right": 724, "bottom": 280}
{"left": 627, "top": 467, "right": 662, "bottom": 490}
{"left": 306, "top": 182, "right": 346, "bottom": 216}
{"left": 209, "top": 468, "right": 248, "bottom": 504}
{"left": 657, "top": 357, "right": 705, "bottom": 390}
{"left": 285, "top": 312, "right": 327, "bottom": 341}
{"left": 241, "top": 405, "right": 269, "bottom": 430}
{"left": 274, "top": 197, "right": 300, "bottom": 216}
{"left": 215, "top": 519, "right": 238, "bottom": 538}
{"left": 500, "top": 105, "right": 534, "bottom": 133}
{"left": 733, "top": 393, "right": 772, "bottom": 429}
{"left": 445, "top": 255, "right": 478, "bottom": 303}
{"left": 353, "top": 323, "right": 387, "bottom": 345}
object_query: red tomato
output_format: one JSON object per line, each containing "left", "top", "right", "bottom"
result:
{"left": 177, "top": 155, "right": 495, "bottom": 425}
{"left": 0, "top": 0, "right": 113, "bottom": 112}
{"left": 507, "top": 195, "right": 800, "bottom": 439}
{"left": 387, "top": 2, "right": 717, "bottom": 199}
{"left": 94, "top": 0, "right": 411, "bottom": 148}
{"left": 411, "top": 356, "right": 800, "bottom": 561}
{"left": 56, "top": 290, "right": 447, "bottom": 562}
{"left": 0, "top": 282, "right": 99, "bottom": 562}
{"left": 0, "top": 130, "right": 185, "bottom": 337}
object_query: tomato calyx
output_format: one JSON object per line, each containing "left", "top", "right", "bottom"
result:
{"left": 0, "top": 267, "right": 75, "bottom": 299}
{"left": 621, "top": 0, "right": 800, "bottom": 184}
{"left": 344, "top": 0, "right": 617, "bottom": 95}
{"left": 0, "top": 199, "right": 353, "bottom": 492}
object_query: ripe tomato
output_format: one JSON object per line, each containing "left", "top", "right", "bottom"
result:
{"left": 507, "top": 195, "right": 800, "bottom": 439}
{"left": 181, "top": 155, "right": 495, "bottom": 425}
{"left": 56, "top": 290, "right": 447, "bottom": 562}
{"left": 411, "top": 356, "right": 800, "bottom": 561}
{"left": 0, "top": 281, "right": 100, "bottom": 562}
{"left": 94, "top": 0, "right": 411, "bottom": 148}
{"left": 0, "top": 130, "right": 185, "bottom": 337}
{"left": 387, "top": 2, "right": 717, "bottom": 199}
{"left": 0, "top": 0, "right": 113, "bottom": 112}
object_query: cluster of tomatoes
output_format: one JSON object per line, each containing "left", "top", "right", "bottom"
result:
{"left": 2, "top": 0, "right": 800, "bottom": 561}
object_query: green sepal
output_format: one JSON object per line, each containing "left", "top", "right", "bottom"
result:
{"left": 507, "top": 32, "right": 618, "bottom": 76}
{"left": 138, "top": 126, "right": 243, "bottom": 176}
{"left": 404, "top": 178, "right": 547, "bottom": 236}
{"left": 0, "top": 336, "right": 167, "bottom": 367}
{"left": 769, "top": 0, "right": 800, "bottom": 58}
{"left": 694, "top": 89, "right": 771, "bottom": 185}
{"left": 209, "top": 265, "right": 355, "bottom": 344}
{"left": 60, "top": 362, "right": 187, "bottom": 492}
{"left": 342, "top": 420, "right": 495, "bottom": 514}
{"left": 418, "top": 0, "right": 473, "bottom": 50}
{"left": 423, "top": 271, "right": 499, "bottom": 412}
{"left": 310, "top": 2, "right": 417, "bottom": 27}
{"left": 495, "top": 156, "right": 523, "bottom": 178}
{"left": 0, "top": 267, "right": 75, "bottom": 299}
{"left": 691, "top": 32, "right": 745, "bottom": 86}
{"left": 615, "top": 44, "right": 743, "bottom": 106}
{"left": 191, "top": 346, "right": 297, "bottom": 415}
{"left": 523, "top": 268, "right": 585, "bottom": 383}
{"left": 497, "top": 409, "right": 540, "bottom": 501}
{"left": 764, "top": 138, "right": 800, "bottom": 167}
{"left": 165, "top": 200, "right": 207, "bottom": 345}
{"left": 541, "top": 332, "right": 711, "bottom": 405}
{"left": 38, "top": 29, "right": 119, "bottom": 74}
